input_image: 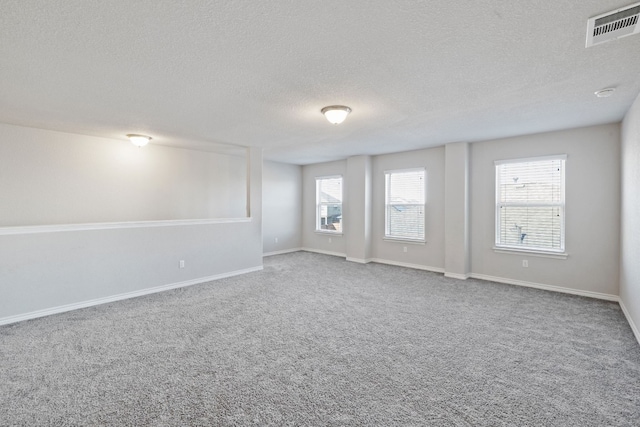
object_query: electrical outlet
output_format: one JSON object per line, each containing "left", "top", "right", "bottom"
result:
{"left": 275, "top": 237, "right": 278, "bottom": 243}
{"left": 403, "top": 246, "right": 408, "bottom": 253}
{"left": 329, "top": 237, "right": 332, "bottom": 243}
{"left": 522, "top": 260, "right": 528, "bottom": 268}
{"left": 180, "top": 260, "right": 185, "bottom": 269}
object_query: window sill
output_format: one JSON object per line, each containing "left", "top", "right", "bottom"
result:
{"left": 383, "top": 237, "right": 426, "bottom": 245}
{"left": 315, "top": 230, "right": 343, "bottom": 236}
{"left": 492, "top": 247, "right": 568, "bottom": 259}
{"left": 0, "top": 217, "right": 252, "bottom": 236}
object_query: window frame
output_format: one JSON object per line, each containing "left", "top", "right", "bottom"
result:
{"left": 494, "top": 155, "right": 567, "bottom": 255}
{"left": 315, "top": 175, "right": 343, "bottom": 234}
{"left": 384, "top": 168, "right": 426, "bottom": 243}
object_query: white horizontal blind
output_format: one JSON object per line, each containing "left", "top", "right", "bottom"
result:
{"left": 385, "top": 169, "right": 425, "bottom": 240}
{"left": 316, "top": 176, "right": 343, "bottom": 232}
{"left": 496, "top": 156, "right": 565, "bottom": 252}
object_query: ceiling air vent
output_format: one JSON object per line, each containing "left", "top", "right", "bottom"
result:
{"left": 586, "top": 2, "right": 640, "bottom": 47}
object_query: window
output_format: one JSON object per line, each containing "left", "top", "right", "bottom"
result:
{"left": 495, "top": 155, "right": 566, "bottom": 253}
{"left": 385, "top": 169, "right": 425, "bottom": 241}
{"left": 316, "top": 176, "right": 343, "bottom": 233}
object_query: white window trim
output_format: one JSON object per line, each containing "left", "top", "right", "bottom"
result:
{"left": 315, "top": 175, "right": 343, "bottom": 234}
{"left": 383, "top": 167, "right": 426, "bottom": 175}
{"left": 383, "top": 236, "right": 426, "bottom": 245}
{"left": 492, "top": 246, "right": 568, "bottom": 259}
{"left": 494, "top": 154, "right": 567, "bottom": 256}
{"left": 384, "top": 168, "right": 426, "bottom": 243}
{"left": 494, "top": 154, "right": 567, "bottom": 166}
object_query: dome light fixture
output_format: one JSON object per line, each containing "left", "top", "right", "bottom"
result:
{"left": 321, "top": 105, "right": 352, "bottom": 124}
{"left": 127, "top": 134, "right": 152, "bottom": 147}
{"left": 594, "top": 88, "right": 615, "bottom": 98}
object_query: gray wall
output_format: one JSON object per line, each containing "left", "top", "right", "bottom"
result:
{"left": 470, "top": 124, "right": 620, "bottom": 297}
{"left": 302, "top": 160, "right": 347, "bottom": 256}
{"left": 0, "top": 124, "right": 263, "bottom": 323}
{"left": 444, "top": 142, "right": 470, "bottom": 278}
{"left": 345, "top": 156, "right": 372, "bottom": 263}
{"left": 0, "top": 123, "right": 246, "bottom": 226}
{"left": 2, "top": 119, "right": 626, "bottom": 322}
{"left": 371, "top": 147, "right": 446, "bottom": 270}
{"left": 621, "top": 93, "right": 640, "bottom": 340}
{"left": 263, "top": 160, "right": 302, "bottom": 254}
{"left": 300, "top": 148, "right": 446, "bottom": 269}
{"left": 301, "top": 123, "right": 621, "bottom": 298}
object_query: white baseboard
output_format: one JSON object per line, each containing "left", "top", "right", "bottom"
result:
{"left": 263, "top": 248, "right": 302, "bottom": 257}
{"left": 346, "top": 257, "right": 373, "bottom": 264}
{"left": 445, "top": 272, "right": 470, "bottom": 280}
{"left": 619, "top": 299, "right": 640, "bottom": 346}
{"left": 469, "top": 273, "right": 620, "bottom": 302}
{"left": 370, "top": 258, "right": 445, "bottom": 274}
{"left": 301, "top": 248, "right": 347, "bottom": 258}
{"left": 0, "top": 266, "right": 264, "bottom": 326}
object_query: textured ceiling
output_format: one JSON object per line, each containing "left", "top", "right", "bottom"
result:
{"left": 1, "top": 1, "right": 639, "bottom": 164}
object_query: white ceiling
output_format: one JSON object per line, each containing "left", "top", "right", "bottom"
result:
{"left": 1, "top": 1, "right": 639, "bottom": 164}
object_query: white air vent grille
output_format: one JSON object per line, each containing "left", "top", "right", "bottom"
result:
{"left": 586, "top": 2, "right": 640, "bottom": 47}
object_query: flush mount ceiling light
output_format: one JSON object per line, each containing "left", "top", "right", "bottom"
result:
{"left": 321, "top": 105, "right": 352, "bottom": 124}
{"left": 594, "top": 88, "right": 616, "bottom": 98}
{"left": 126, "top": 134, "right": 152, "bottom": 147}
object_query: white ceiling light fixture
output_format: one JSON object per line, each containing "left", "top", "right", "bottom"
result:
{"left": 595, "top": 88, "right": 616, "bottom": 98}
{"left": 321, "top": 105, "right": 352, "bottom": 125}
{"left": 127, "top": 134, "right": 152, "bottom": 147}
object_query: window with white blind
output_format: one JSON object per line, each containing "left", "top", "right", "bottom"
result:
{"left": 385, "top": 169, "right": 425, "bottom": 241}
{"left": 495, "top": 155, "right": 566, "bottom": 253}
{"left": 316, "top": 176, "right": 343, "bottom": 233}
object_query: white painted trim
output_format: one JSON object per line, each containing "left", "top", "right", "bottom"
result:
{"left": 494, "top": 154, "right": 568, "bottom": 165}
{"left": 469, "top": 273, "right": 619, "bottom": 302}
{"left": 0, "top": 266, "right": 263, "bottom": 326}
{"left": 383, "top": 167, "right": 426, "bottom": 174}
{"left": 346, "top": 257, "right": 373, "bottom": 264}
{"left": 263, "top": 248, "right": 302, "bottom": 257}
{"left": 0, "top": 217, "right": 252, "bottom": 236}
{"left": 492, "top": 247, "right": 569, "bottom": 259}
{"left": 383, "top": 237, "right": 426, "bottom": 245}
{"left": 370, "top": 258, "right": 445, "bottom": 274}
{"left": 301, "top": 248, "right": 347, "bottom": 258}
{"left": 619, "top": 299, "right": 640, "bottom": 346}
{"left": 314, "top": 231, "right": 343, "bottom": 236}
{"left": 444, "top": 272, "right": 470, "bottom": 280}
{"left": 315, "top": 174, "right": 342, "bottom": 180}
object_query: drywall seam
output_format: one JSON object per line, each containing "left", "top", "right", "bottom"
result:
{"left": 470, "top": 273, "right": 619, "bottom": 302}
{"left": 0, "top": 266, "right": 264, "bottom": 326}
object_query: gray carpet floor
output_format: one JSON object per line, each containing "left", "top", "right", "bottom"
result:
{"left": 1, "top": 251, "right": 639, "bottom": 426}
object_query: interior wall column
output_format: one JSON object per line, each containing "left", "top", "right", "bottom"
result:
{"left": 444, "top": 142, "right": 470, "bottom": 279}
{"left": 345, "top": 155, "right": 372, "bottom": 263}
